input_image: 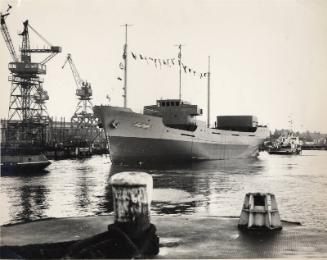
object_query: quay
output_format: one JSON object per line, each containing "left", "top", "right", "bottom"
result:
{"left": 1, "top": 215, "right": 327, "bottom": 258}
{"left": 1, "top": 118, "right": 108, "bottom": 161}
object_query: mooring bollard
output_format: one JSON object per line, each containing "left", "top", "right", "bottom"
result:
{"left": 238, "top": 192, "right": 282, "bottom": 231}
{"left": 109, "top": 171, "right": 159, "bottom": 256}
{"left": 110, "top": 171, "right": 152, "bottom": 235}
{"left": 65, "top": 171, "right": 159, "bottom": 258}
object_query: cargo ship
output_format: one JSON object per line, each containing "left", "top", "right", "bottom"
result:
{"left": 95, "top": 39, "right": 269, "bottom": 164}
{"left": 94, "top": 100, "right": 269, "bottom": 165}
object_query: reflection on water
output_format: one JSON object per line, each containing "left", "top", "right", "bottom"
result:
{"left": 1, "top": 151, "right": 327, "bottom": 230}
{"left": 75, "top": 168, "right": 92, "bottom": 211}
{"left": 109, "top": 158, "right": 266, "bottom": 216}
{"left": 16, "top": 184, "right": 49, "bottom": 222}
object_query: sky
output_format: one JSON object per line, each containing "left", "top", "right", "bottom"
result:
{"left": 0, "top": 0, "right": 326, "bottom": 133}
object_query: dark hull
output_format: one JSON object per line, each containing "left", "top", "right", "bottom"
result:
{"left": 1, "top": 161, "right": 51, "bottom": 173}
{"left": 268, "top": 150, "right": 301, "bottom": 155}
{"left": 109, "top": 136, "right": 259, "bottom": 165}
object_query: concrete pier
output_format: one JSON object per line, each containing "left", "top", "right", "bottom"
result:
{"left": 1, "top": 215, "right": 327, "bottom": 258}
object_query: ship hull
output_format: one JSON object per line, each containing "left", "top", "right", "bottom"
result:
{"left": 109, "top": 136, "right": 259, "bottom": 164}
{"left": 94, "top": 106, "right": 269, "bottom": 165}
{"left": 268, "top": 149, "right": 301, "bottom": 155}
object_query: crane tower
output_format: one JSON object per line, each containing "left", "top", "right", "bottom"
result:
{"left": 0, "top": 8, "right": 61, "bottom": 148}
{"left": 62, "top": 53, "right": 97, "bottom": 128}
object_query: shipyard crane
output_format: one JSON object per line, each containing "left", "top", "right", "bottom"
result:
{"left": 62, "top": 53, "right": 97, "bottom": 127}
{"left": 0, "top": 7, "right": 61, "bottom": 147}
{"left": 61, "top": 53, "right": 103, "bottom": 150}
{"left": 1, "top": 8, "right": 18, "bottom": 62}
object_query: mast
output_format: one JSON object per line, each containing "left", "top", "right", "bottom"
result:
{"left": 207, "top": 56, "right": 211, "bottom": 128}
{"left": 178, "top": 45, "right": 182, "bottom": 100}
{"left": 288, "top": 114, "right": 293, "bottom": 133}
{"left": 175, "top": 44, "right": 184, "bottom": 100}
{"left": 121, "top": 24, "right": 132, "bottom": 108}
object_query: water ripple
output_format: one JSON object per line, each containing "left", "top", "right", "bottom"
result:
{"left": 1, "top": 151, "right": 327, "bottom": 230}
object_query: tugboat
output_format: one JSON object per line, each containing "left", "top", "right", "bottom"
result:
{"left": 268, "top": 133, "right": 302, "bottom": 155}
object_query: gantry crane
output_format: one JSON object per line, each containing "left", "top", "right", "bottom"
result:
{"left": 1, "top": 7, "right": 61, "bottom": 147}
{"left": 62, "top": 53, "right": 97, "bottom": 128}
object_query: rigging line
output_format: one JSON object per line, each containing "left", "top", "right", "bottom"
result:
{"left": 27, "top": 23, "right": 52, "bottom": 47}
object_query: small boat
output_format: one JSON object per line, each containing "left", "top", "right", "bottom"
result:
{"left": 268, "top": 133, "right": 302, "bottom": 155}
{"left": 1, "top": 147, "right": 51, "bottom": 173}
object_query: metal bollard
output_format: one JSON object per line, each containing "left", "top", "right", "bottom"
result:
{"left": 109, "top": 171, "right": 159, "bottom": 256}
{"left": 238, "top": 192, "right": 282, "bottom": 231}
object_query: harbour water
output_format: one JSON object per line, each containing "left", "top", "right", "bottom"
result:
{"left": 1, "top": 150, "right": 326, "bottom": 230}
